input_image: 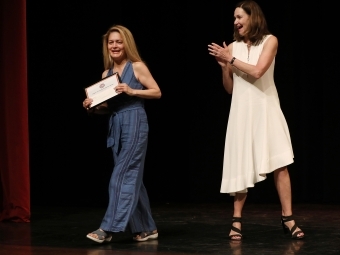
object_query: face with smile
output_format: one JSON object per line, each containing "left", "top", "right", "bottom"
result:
{"left": 234, "top": 7, "right": 250, "bottom": 37}
{"left": 107, "top": 31, "right": 126, "bottom": 61}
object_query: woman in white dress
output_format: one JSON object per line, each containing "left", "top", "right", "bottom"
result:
{"left": 208, "top": 0, "right": 304, "bottom": 241}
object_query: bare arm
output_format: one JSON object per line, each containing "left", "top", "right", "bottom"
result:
{"left": 221, "top": 43, "right": 234, "bottom": 94}
{"left": 208, "top": 42, "right": 234, "bottom": 94}
{"left": 114, "top": 62, "right": 161, "bottom": 99}
{"left": 232, "top": 36, "right": 277, "bottom": 78}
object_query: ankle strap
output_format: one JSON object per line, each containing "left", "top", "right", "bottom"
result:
{"left": 232, "top": 217, "right": 242, "bottom": 223}
{"left": 281, "top": 215, "right": 293, "bottom": 222}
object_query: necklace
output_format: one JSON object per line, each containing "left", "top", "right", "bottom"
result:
{"left": 244, "top": 41, "right": 251, "bottom": 61}
{"left": 246, "top": 42, "right": 251, "bottom": 77}
{"left": 247, "top": 44, "right": 251, "bottom": 61}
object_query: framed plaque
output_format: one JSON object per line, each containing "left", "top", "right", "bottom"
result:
{"left": 85, "top": 72, "right": 121, "bottom": 108}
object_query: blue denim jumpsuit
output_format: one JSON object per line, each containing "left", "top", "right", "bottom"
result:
{"left": 99, "top": 61, "right": 157, "bottom": 233}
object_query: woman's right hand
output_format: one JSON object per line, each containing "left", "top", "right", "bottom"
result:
{"left": 208, "top": 42, "right": 232, "bottom": 67}
{"left": 83, "top": 98, "right": 93, "bottom": 110}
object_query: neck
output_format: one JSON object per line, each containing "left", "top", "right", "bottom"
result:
{"left": 113, "top": 58, "right": 128, "bottom": 67}
{"left": 242, "top": 36, "right": 250, "bottom": 45}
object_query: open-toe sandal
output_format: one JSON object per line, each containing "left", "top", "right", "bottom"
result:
{"left": 86, "top": 229, "right": 112, "bottom": 243}
{"left": 229, "top": 217, "right": 243, "bottom": 241}
{"left": 281, "top": 215, "right": 305, "bottom": 240}
{"left": 133, "top": 230, "right": 158, "bottom": 242}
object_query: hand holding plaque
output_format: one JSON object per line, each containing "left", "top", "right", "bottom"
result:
{"left": 85, "top": 72, "right": 121, "bottom": 109}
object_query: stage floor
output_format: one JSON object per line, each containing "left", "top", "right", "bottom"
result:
{"left": 0, "top": 202, "right": 339, "bottom": 255}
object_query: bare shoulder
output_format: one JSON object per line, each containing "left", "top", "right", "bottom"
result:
{"left": 132, "top": 61, "right": 148, "bottom": 71}
{"left": 264, "top": 35, "right": 278, "bottom": 47}
{"left": 132, "top": 61, "right": 151, "bottom": 76}
{"left": 262, "top": 35, "right": 278, "bottom": 56}
{"left": 102, "top": 69, "right": 109, "bottom": 79}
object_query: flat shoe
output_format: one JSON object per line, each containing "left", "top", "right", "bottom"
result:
{"left": 133, "top": 230, "right": 158, "bottom": 242}
{"left": 86, "top": 229, "right": 112, "bottom": 243}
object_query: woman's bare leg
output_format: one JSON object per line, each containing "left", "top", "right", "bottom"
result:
{"left": 274, "top": 166, "right": 304, "bottom": 238}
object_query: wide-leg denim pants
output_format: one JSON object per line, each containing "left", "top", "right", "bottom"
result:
{"left": 100, "top": 106, "right": 157, "bottom": 233}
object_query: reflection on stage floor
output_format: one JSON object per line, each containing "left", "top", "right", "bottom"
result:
{"left": 0, "top": 203, "right": 339, "bottom": 255}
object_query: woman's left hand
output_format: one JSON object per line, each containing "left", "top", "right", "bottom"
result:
{"left": 114, "top": 83, "right": 135, "bottom": 96}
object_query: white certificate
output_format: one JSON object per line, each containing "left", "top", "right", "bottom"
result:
{"left": 85, "top": 72, "right": 121, "bottom": 108}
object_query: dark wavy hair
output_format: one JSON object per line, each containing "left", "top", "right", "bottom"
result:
{"left": 233, "top": 0, "right": 270, "bottom": 45}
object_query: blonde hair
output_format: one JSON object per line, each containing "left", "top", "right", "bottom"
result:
{"left": 102, "top": 25, "right": 143, "bottom": 69}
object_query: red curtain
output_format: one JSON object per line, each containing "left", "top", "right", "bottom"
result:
{"left": 0, "top": 0, "right": 30, "bottom": 222}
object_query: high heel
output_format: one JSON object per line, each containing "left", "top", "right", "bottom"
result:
{"left": 281, "top": 215, "right": 304, "bottom": 239}
{"left": 229, "top": 217, "right": 243, "bottom": 241}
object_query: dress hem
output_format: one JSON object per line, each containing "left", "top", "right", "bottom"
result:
{"left": 220, "top": 158, "right": 294, "bottom": 196}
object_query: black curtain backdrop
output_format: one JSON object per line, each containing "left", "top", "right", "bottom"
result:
{"left": 26, "top": 1, "right": 333, "bottom": 207}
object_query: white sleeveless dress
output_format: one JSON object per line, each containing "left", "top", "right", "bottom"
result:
{"left": 220, "top": 35, "right": 294, "bottom": 195}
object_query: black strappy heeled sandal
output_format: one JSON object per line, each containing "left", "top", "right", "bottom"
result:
{"left": 281, "top": 215, "right": 305, "bottom": 239}
{"left": 229, "top": 217, "right": 243, "bottom": 241}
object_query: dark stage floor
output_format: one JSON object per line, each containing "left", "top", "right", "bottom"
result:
{"left": 0, "top": 203, "right": 339, "bottom": 255}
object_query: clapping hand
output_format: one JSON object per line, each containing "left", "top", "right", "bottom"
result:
{"left": 208, "top": 42, "right": 231, "bottom": 66}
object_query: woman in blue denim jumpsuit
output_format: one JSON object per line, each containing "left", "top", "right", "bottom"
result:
{"left": 83, "top": 25, "right": 161, "bottom": 243}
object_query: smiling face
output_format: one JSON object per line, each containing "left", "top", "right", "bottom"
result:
{"left": 107, "top": 31, "right": 126, "bottom": 61}
{"left": 234, "top": 7, "right": 250, "bottom": 37}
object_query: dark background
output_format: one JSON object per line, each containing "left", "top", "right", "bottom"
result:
{"left": 26, "top": 1, "right": 331, "bottom": 207}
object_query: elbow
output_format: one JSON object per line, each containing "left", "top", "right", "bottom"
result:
{"left": 146, "top": 88, "right": 161, "bottom": 99}
{"left": 223, "top": 82, "right": 233, "bottom": 94}
{"left": 252, "top": 68, "right": 265, "bottom": 79}
{"left": 224, "top": 85, "right": 233, "bottom": 94}
{"left": 253, "top": 72, "right": 262, "bottom": 79}
{"left": 156, "top": 90, "right": 162, "bottom": 99}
